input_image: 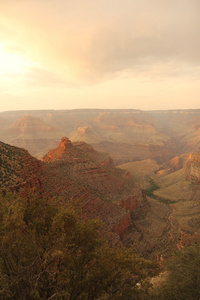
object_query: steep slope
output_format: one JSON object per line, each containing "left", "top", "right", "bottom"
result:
{"left": 186, "top": 152, "right": 200, "bottom": 183}
{"left": 0, "top": 141, "right": 42, "bottom": 192}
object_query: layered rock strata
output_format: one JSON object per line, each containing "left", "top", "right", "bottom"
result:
{"left": 42, "top": 137, "right": 148, "bottom": 243}
{"left": 186, "top": 152, "right": 200, "bottom": 184}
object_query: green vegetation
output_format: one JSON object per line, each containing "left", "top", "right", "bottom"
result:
{"left": 156, "top": 198, "right": 176, "bottom": 205}
{"left": 152, "top": 244, "right": 200, "bottom": 299}
{"left": 145, "top": 178, "right": 175, "bottom": 205}
{"left": 0, "top": 192, "right": 158, "bottom": 299}
{"left": 145, "top": 177, "right": 160, "bottom": 197}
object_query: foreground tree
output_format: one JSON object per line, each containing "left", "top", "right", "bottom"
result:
{"left": 152, "top": 244, "right": 200, "bottom": 300}
{"left": 0, "top": 192, "right": 158, "bottom": 299}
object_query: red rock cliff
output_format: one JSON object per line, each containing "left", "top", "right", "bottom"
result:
{"left": 186, "top": 152, "right": 200, "bottom": 184}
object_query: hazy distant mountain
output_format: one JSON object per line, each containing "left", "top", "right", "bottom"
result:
{"left": 3, "top": 114, "right": 62, "bottom": 137}
{"left": 0, "top": 117, "right": 10, "bottom": 133}
{"left": 0, "top": 108, "right": 200, "bottom": 164}
{"left": 92, "top": 110, "right": 167, "bottom": 144}
{"left": 150, "top": 109, "right": 200, "bottom": 153}
{"left": 70, "top": 126, "right": 102, "bottom": 144}
{"left": 0, "top": 114, "right": 65, "bottom": 158}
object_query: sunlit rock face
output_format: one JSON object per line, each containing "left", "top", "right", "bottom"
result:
{"left": 60, "top": 137, "right": 72, "bottom": 148}
{"left": 42, "top": 137, "right": 75, "bottom": 163}
{"left": 186, "top": 153, "right": 200, "bottom": 184}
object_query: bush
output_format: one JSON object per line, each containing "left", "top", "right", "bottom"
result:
{"left": 0, "top": 192, "right": 158, "bottom": 299}
{"left": 152, "top": 244, "right": 200, "bottom": 300}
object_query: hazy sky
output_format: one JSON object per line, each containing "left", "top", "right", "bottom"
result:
{"left": 0, "top": 0, "right": 199, "bottom": 111}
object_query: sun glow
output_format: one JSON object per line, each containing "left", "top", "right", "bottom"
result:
{"left": 0, "top": 44, "right": 34, "bottom": 75}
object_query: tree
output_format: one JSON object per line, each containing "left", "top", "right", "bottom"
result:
{"left": 0, "top": 191, "right": 158, "bottom": 299}
{"left": 152, "top": 244, "right": 200, "bottom": 300}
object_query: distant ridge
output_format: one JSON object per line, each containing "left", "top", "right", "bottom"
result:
{"left": 70, "top": 126, "right": 102, "bottom": 144}
{"left": 0, "top": 108, "right": 200, "bottom": 164}
{"left": 4, "top": 114, "right": 61, "bottom": 136}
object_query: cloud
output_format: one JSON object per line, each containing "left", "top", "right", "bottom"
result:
{"left": 85, "top": 0, "right": 200, "bottom": 75}
{"left": 0, "top": 0, "right": 200, "bottom": 83}
{"left": 25, "top": 66, "right": 81, "bottom": 88}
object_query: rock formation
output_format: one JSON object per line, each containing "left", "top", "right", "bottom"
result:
{"left": 42, "top": 137, "right": 148, "bottom": 244}
{"left": 186, "top": 152, "right": 200, "bottom": 184}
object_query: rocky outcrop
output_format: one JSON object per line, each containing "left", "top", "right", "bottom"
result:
{"left": 42, "top": 137, "right": 74, "bottom": 162}
{"left": 186, "top": 153, "right": 200, "bottom": 184}
{"left": 188, "top": 152, "right": 200, "bottom": 163}
{"left": 112, "top": 214, "right": 132, "bottom": 237}
{"left": 168, "top": 154, "right": 189, "bottom": 171}
{"left": 119, "top": 189, "right": 148, "bottom": 220}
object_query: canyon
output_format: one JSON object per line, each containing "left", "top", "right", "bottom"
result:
{"left": 0, "top": 137, "right": 148, "bottom": 247}
{"left": 1, "top": 109, "right": 199, "bottom": 164}
{"left": 118, "top": 151, "right": 200, "bottom": 257}
{"left": 0, "top": 109, "right": 200, "bottom": 258}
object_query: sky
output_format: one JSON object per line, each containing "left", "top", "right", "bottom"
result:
{"left": 0, "top": 0, "right": 200, "bottom": 111}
